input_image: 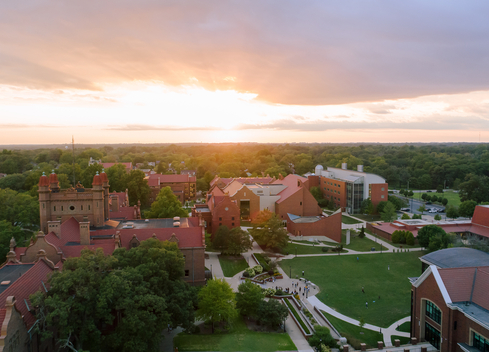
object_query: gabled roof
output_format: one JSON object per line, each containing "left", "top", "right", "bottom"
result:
{"left": 421, "top": 248, "right": 489, "bottom": 268}
{"left": 109, "top": 206, "right": 135, "bottom": 220}
{"left": 0, "top": 260, "right": 54, "bottom": 328}
{"left": 273, "top": 174, "right": 308, "bottom": 204}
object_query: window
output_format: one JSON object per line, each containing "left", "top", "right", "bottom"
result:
{"left": 70, "top": 205, "right": 75, "bottom": 211}
{"left": 381, "top": 195, "right": 385, "bottom": 199}
{"left": 473, "top": 332, "right": 489, "bottom": 352}
{"left": 81, "top": 205, "right": 83, "bottom": 210}
{"left": 54, "top": 206, "right": 56, "bottom": 211}
{"left": 425, "top": 322, "right": 440, "bottom": 349}
{"left": 232, "top": 217, "right": 235, "bottom": 220}
{"left": 185, "top": 270, "right": 189, "bottom": 277}
{"left": 426, "top": 301, "right": 441, "bottom": 324}
{"left": 61, "top": 206, "right": 64, "bottom": 211}
{"left": 232, "top": 223, "right": 234, "bottom": 226}
{"left": 338, "top": 191, "right": 340, "bottom": 195}
{"left": 88, "top": 205, "right": 91, "bottom": 210}
{"left": 300, "top": 202, "right": 302, "bottom": 205}
{"left": 219, "top": 217, "right": 222, "bottom": 221}
{"left": 42, "top": 203, "right": 45, "bottom": 209}
{"left": 219, "top": 223, "right": 222, "bottom": 226}
{"left": 131, "top": 242, "right": 138, "bottom": 248}
{"left": 381, "top": 187, "right": 385, "bottom": 191}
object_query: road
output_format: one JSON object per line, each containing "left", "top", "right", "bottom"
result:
{"left": 393, "top": 194, "right": 444, "bottom": 216}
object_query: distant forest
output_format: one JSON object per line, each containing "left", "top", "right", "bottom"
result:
{"left": 2, "top": 143, "right": 489, "bottom": 196}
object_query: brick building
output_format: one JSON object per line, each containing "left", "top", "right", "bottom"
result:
{"left": 311, "top": 164, "right": 388, "bottom": 213}
{"left": 0, "top": 253, "right": 57, "bottom": 352}
{"left": 286, "top": 210, "right": 342, "bottom": 242}
{"left": 34, "top": 173, "right": 206, "bottom": 286}
{"left": 146, "top": 173, "right": 196, "bottom": 204}
{"left": 411, "top": 248, "right": 489, "bottom": 352}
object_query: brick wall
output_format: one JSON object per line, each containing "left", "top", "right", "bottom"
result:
{"left": 370, "top": 183, "right": 389, "bottom": 210}
{"left": 287, "top": 212, "right": 342, "bottom": 242}
{"left": 181, "top": 247, "right": 206, "bottom": 286}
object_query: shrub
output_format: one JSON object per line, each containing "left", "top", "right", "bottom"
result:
{"left": 245, "top": 267, "right": 255, "bottom": 276}
{"left": 321, "top": 247, "right": 329, "bottom": 252}
{"left": 405, "top": 231, "right": 415, "bottom": 246}
{"left": 253, "top": 265, "right": 263, "bottom": 274}
{"left": 268, "top": 269, "right": 274, "bottom": 276}
{"left": 358, "top": 227, "right": 365, "bottom": 238}
{"left": 263, "top": 288, "right": 276, "bottom": 297}
{"left": 242, "top": 270, "right": 250, "bottom": 278}
{"left": 401, "top": 213, "right": 411, "bottom": 220}
{"left": 434, "top": 214, "right": 442, "bottom": 221}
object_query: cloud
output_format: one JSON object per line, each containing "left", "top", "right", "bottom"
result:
{"left": 1, "top": 1, "right": 488, "bottom": 104}
{"left": 0, "top": 124, "right": 64, "bottom": 129}
{"left": 105, "top": 124, "right": 220, "bottom": 131}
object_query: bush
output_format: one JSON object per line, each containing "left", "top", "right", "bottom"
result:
{"left": 358, "top": 226, "right": 365, "bottom": 238}
{"left": 401, "top": 213, "right": 411, "bottom": 220}
{"left": 263, "top": 288, "right": 276, "bottom": 297}
{"left": 406, "top": 232, "right": 415, "bottom": 246}
{"left": 253, "top": 265, "right": 263, "bottom": 274}
{"left": 245, "top": 267, "right": 255, "bottom": 276}
{"left": 434, "top": 214, "right": 442, "bottom": 221}
{"left": 268, "top": 269, "right": 274, "bottom": 276}
{"left": 242, "top": 270, "right": 250, "bottom": 278}
{"left": 321, "top": 247, "right": 329, "bottom": 252}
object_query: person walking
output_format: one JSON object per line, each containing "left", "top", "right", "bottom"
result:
{"left": 366, "top": 301, "right": 368, "bottom": 309}
{"left": 362, "top": 286, "right": 365, "bottom": 294}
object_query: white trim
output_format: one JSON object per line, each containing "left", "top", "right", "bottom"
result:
{"left": 432, "top": 266, "right": 452, "bottom": 304}
{"left": 413, "top": 265, "right": 433, "bottom": 288}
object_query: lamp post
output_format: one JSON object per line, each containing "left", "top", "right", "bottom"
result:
{"left": 289, "top": 265, "right": 291, "bottom": 278}
{"left": 210, "top": 264, "right": 212, "bottom": 277}
{"left": 295, "top": 247, "right": 297, "bottom": 258}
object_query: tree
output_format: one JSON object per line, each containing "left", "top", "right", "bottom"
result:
{"left": 434, "top": 214, "right": 442, "bottom": 221}
{"left": 145, "top": 186, "right": 188, "bottom": 219}
{"left": 106, "top": 164, "right": 128, "bottom": 192}
{"left": 0, "top": 173, "right": 27, "bottom": 191}
{"left": 236, "top": 280, "right": 265, "bottom": 318}
{"left": 310, "top": 186, "right": 323, "bottom": 202}
{"left": 81, "top": 163, "right": 104, "bottom": 188}
{"left": 388, "top": 196, "right": 407, "bottom": 211}
{"left": 359, "top": 226, "right": 365, "bottom": 238}
{"left": 418, "top": 205, "right": 426, "bottom": 214}
{"left": 436, "top": 185, "right": 444, "bottom": 193}
{"left": 380, "top": 202, "right": 397, "bottom": 222}
{"left": 459, "top": 174, "right": 489, "bottom": 203}
{"left": 256, "top": 299, "right": 289, "bottom": 329}
{"left": 406, "top": 231, "right": 415, "bottom": 245}
{"left": 392, "top": 230, "right": 408, "bottom": 244}
{"left": 0, "top": 220, "right": 26, "bottom": 259}
{"left": 417, "top": 225, "right": 447, "bottom": 248}
{"left": 308, "top": 326, "right": 337, "bottom": 350}
{"left": 125, "top": 170, "right": 151, "bottom": 206}
{"left": 31, "top": 240, "right": 196, "bottom": 352}
{"left": 251, "top": 209, "right": 274, "bottom": 226}
{"left": 196, "top": 278, "right": 237, "bottom": 333}
{"left": 441, "top": 198, "right": 448, "bottom": 206}
{"left": 425, "top": 195, "right": 432, "bottom": 202}
{"left": 376, "top": 201, "right": 388, "bottom": 214}
{"left": 421, "top": 193, "right": 428, "bottom": 201}
{"left": 249, "top": 213, "right": 288, "bottom": 250}
{"left": 226, "top": 227, "right": 253, "bottom": 256}
{"left": 458, "top": 200, "right": 477, "bottom": 218}
{"left": 360, "top": 199, "right": 373, "bottom": 214}
{"left": 446, "top": 205, "right": 459, "bottom": 219}
{"left": 431, "top": 195, "right": 438, "bottom": 203}
{"left": 401, "top": 213, "right": 411, "bottom": 220}
{"left": 0, "top": 188, "right": 39, "bottom": 230}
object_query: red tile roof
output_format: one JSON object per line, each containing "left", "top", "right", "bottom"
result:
{"left": 146, "top": 173, "right": 194, "bottom": 186}
{"left": 0, "top": 260, "right": 54, "bottom": 328}
{"left": 235, "top": 177, "right": 273, "bottom": 185}
{"left": 110, "top": 192, "right": 127, "bottom": 204}
{"left": 38, "top": 174, "right": 49, "bottom": 187}
{"left": 273, "top": 174, "right": 307, "bottom": 204}
{"left": 472, "top": 206, "right": 489, "bottom": 228}
{"left": 60, "top": 217, "right": 82, "bottom": 243}
{"left": 472, "top": 267, "right": 489, "bottom": 310}
{"left": 61, "top": 240, "right": 116, "bottom": 258}
{"left": 0, "top": 308, "right": 5, "bottom": 328}
{"left": 109, "top": 206, "right": 135, "bottom": 220}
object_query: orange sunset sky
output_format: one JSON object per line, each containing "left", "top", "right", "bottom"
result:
{"left": 1, "top": 1, "right": 489, "bottom": 145}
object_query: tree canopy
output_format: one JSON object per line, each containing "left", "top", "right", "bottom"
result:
{"left": 31, "top": 239, "right": 196, "bottom": 352}
{"left": 380, "top": 201, "right": 397, "bottom": 222}
{"left": 145, "top": 186, "right": 188, "bottom": 219}
{"left": 417, "top": 225, "right": 450, "bottom": 252}
{"left": 236, "top": 280, "right": 265, "bottom": 318}
{"left": 249, "top": 213, "right": 288, "bottom": 250}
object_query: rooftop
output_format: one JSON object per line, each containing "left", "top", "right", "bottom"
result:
{"left": 422, "top": 248, "right": 489, "bottom": 268}
{"left": 116, "top": 218, "right": 192, "bottom": 229}
{"left": 0, "top": 264, "right": 35, "bottom": 294}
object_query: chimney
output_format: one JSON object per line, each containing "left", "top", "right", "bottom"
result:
{"left": 341, "top": 163, "right": 347, "bottom": 170}
{"left": 357, "top": 165, "right": 364, "bottom": 172}
{"left": 47, "top": 220, "right": 61, "bottom": 238}
{"left": 80, "top": 221, "right": 90, "bottom": 245}
{"left": 111, "top": 195, "right": 119, "bottom": 211}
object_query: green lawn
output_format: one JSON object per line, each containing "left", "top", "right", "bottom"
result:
{"left": 396, "top": 321, "right": 411, "bottom": 333}
{"left": 280, "top": 242, "right": 330, "bottom": 255}
{"left": 342, "top": 216, "right": 362, "bottom": 224}
{"left": 219, "top": 255, "right": 249, "bottom": 277}
{"left": 322, "top": 311, "right": 383, "bottom": 350}
{"left": 280, "top": 252, "right": 423, "bottom": 327}
{"left": 391, "top": 335, "right": 411, "bottom": 345}
{"left": 174, "top": 315, "right": 296, "bottom": 351}
{"left": 341, "top": 232, "right": 387, "bottom": 252}
{"left": 412, "top": 191, "right": 461, "bottom": 207}
{"left": 352, "top": 214, "right": 382, "bottom": 222}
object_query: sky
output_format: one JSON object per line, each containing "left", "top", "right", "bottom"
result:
{"left": 1, "top": 1, "right": 489, "bottom": 145}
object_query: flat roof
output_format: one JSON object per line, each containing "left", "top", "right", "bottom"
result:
{"left": 421, "top": 248, "right": 489, "bottom": 268}
{"left": 451, "top": 302, "right": 489, "bottom": 328}
{"left": 116, "top": 218, "right": 190, "bottom": 229}
{"left": 0, "top": 264, "right": 35, "bottom": 294}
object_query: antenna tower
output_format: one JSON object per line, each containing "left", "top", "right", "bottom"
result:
{"left": 72, "top": 136, "right": 76, "bottom": 186}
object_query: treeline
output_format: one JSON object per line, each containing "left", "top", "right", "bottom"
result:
{"left": 2, "top": 143, "right": 489, "bottom": 208}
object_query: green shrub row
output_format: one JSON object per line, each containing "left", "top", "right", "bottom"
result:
{"left": 284, "top": 298, "right": 310, "bottom": 334}
{"left": 253, "top": 253, "right": 271, "bottom": 271}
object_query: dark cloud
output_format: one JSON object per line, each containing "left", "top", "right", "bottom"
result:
{"left": 1, "top": 1, "right": 488, "bottom": 104}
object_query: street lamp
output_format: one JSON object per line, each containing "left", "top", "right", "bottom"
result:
{"left": 211, "top": 264, "right": 212, "bottom": 277}
{"left": 289, "top": 265, "right": 291, "bottom": 278}
{"left": 295, "top": 247, "right": 297, "bottom": 258}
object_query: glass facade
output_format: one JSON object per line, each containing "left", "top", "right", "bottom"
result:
{"left": 426, "top": 301, "right": 441, "bottom": 324}
{"left": 473, "top": 332, "right": 489, "bottom": 352}
{"left": 347, "top": 182, "right": 364, "bottom": 213}
{"left": 425, "top": 322, "right": 440, "bottom": 349}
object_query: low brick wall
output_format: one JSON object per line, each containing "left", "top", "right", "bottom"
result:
{"left": 366, "top": 223, "right": 392, "bottom": 242}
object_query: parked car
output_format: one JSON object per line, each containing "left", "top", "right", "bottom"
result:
{"left": 428, "top": 208, "right": 438, "bottom": 213}
{"left": 426, "top": 201, "right": 432, "bottom": 205}
{"left": 438, "top": 208, "right": 445, "bottom": 213}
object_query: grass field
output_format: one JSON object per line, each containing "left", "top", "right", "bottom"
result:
{"left": 219, "top": 255, "right": 249, "bottom": 277}
{"left": 322, "top": 311, "right": 383, "bottom": 349}
{"left": 391, "top": 335, "right": 411, "bottom": 345}
{"left": 352, "top": 214, "right": 382, "bottom": 222}
{"left": 173, "top": 316, "right": 296, "bottom": 351}
{"left": 281, "top": 242, "right": 330, "bottom": 255}
{"left": 280, "top": 251, "right": 423, "bottom": 327}
{"left": 342, "top": 215, "right": 362, "bottom": 224}
{"left": 396, "top": 321, "right": 411, "bottom": 333}
{"left": 412, "top": 191, "right": 461, "bottom": 207}
{"left": 341, "top": 232, "right": 387, "bottom": 252}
